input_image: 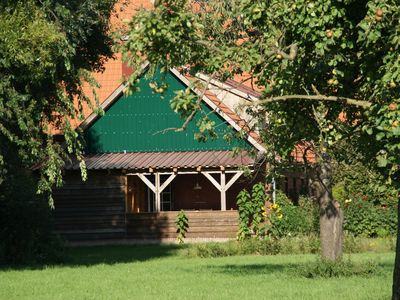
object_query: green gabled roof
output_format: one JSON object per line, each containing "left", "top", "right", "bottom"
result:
{"left": 84, "top": 70, "right": 251, "bottom": 154}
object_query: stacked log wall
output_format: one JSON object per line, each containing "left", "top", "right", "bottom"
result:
{"left": 126, "top": 210, "right": 238, "bottom": 240}
{"left": 53, "top": 171, "right": 126, "bottom": 241}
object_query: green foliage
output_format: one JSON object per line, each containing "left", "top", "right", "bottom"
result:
{"left": 122, "top": 0, "right": 400, "bottom": 188}
{"left": 334, "top": 160, "right": 398, "bottom": 204}
{"left": 175, "top": 210, "right": 189, "bottom": 244}
{"left": 184, "top": 239, "right": 280, "bottom": 258}
{"left": 295, "top": 258, "right": 378, "bottom": 279}
{"left": 0, "top": 0, "right": 116, "bottom": 203}
{"left": 236, "top": 183, "right": 266, "bottom": 240}
{"left": 344, "top": 195, "right": 397, "bottom": 237}
{"left": 267, "top": 192, "right": 319, "bottom": 238}
{"left": 344, "top": 235, "right": 396, "bottom": 253}
{"left": 0, "top": 168, "right": 64, "bottom": 265}
{"left": 182, "top": 235, "right": 394, "bottom": 258}
{"left": 333, "top": 161, "right": 398, "bottom": 237}
{"left": 122, "top": 0, "right": 400, "bottom": 275}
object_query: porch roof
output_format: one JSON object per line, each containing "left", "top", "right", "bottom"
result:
{"left": 65, "top": 150, "right": 256, "bottom": 171}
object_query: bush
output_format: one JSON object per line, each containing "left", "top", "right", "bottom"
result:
{"left": 0, "top": 198, "right": 65, "bottom": 265}
{"left": 268, "top": 192, "right": 319, "bottom": 237}
{"left": 333, "top": 161, "right": 398, "bottom": 237}
{"left": 344, "top": 235, "right": 396, "bottom": 253}
{"left": 343, "top": 194, "right": 397, "bottom": 237}
{"left": 182, "top": 235, "right": 394, "bottom": 258}
{"left": 236, "top": 183, "right": 266, "bottom": 240}
{"left": 184, "top": 239, "right": 282, "bottom": 258}
{"left": 0, "top": 169, "right": 64, "bottom": 265}
{"left": 278, "top": 235, "right": 320, "bottom": 255}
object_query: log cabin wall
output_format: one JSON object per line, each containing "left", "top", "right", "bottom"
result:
{"left": 52, "top": 170, "right": 262, "bottom": 242}
{"left": 126, "top": 210, "right": 239, "bottom": 240}
{"left": 53, "top": 170, "right": 126, "bottom": 241}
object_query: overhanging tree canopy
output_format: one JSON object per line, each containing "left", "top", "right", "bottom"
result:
{"left": 0, "top": 0, "right": 116, "bottom": 204}
{"left": 121, "top": 0, "right": 400, "bottom": 297}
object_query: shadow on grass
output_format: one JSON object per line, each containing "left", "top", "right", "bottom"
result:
{"left": 0, "top": 244, "right": 185, "bottom": 271}
{"left": 203, "top": 263, "right": 291, "bottom": 276}
{"left": 199, "top": 259, "right": 394, "bottom": 278}
{"left": 66, "top": 244, "right": 184, "bottom": 266}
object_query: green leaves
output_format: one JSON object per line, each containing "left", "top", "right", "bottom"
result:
{"left": 120, "top": 0, "right": 205, "bottom": 76}
{"left": 170, "top": 89, "right": 197, "bottom": 115}
{"left": 122, "top": 0, "right": 400, "bottom": 188}
{"left": 175, "top": 210, "right": 189, "bottom": 244}
{"left": 236, "top": 183, "right": 267, "bottom": 240}
{"left": 0, "top": 0, "right": 116, "bottom": 204}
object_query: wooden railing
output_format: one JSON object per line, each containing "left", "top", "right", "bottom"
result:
{"left": 126, "top": 210, "right": 239, "bottom": 240}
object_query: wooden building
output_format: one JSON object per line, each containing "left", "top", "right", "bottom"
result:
{"left": 53, "top": 67, "right": 266, "bottom": 242}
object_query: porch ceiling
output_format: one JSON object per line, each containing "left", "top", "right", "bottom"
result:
{"left": 65, "top": 150, "right": 256, "bottom": 171}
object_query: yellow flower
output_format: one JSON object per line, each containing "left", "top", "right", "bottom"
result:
{"left": 271, "top": 203, "right": 278, "bottom": 210}
{"left": 262, "top": 211, "right": 267, "bottom": 217}
{"left": 277, "top": 213, "right": 283, "bottom": 220}
{"left": 344, "top": 199, "right": 352, "bottom": 204}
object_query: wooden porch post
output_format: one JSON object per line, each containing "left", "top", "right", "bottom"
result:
{"left": 220, "top": 172, "right": 226, "bottom": 211}
{"left": 135, "top": 172, "right": 176, "bottom": 212}
{"left": 203, "top": 171, "right": 243, "bottom": 211}
{"left": 155, "top": 173, "right": 161, "bottom": 212}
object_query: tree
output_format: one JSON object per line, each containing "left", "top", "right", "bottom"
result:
{"left": 121, "top": 0, "right": 400, "bottom": 297}
{"left": 0, "top": 0, "right": 116, "bottom": 205}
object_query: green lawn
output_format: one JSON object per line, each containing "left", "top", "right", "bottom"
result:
{"left": 0, "top": 245, "right": 394, "bottom": 300}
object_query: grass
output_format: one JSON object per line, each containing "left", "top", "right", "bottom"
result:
{"left": 0, "top": 244, "right": 394, "bottom": 300}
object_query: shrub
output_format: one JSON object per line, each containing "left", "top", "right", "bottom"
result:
{"left": 333, "top": 161, "right": 398, "bottom": 237}
{"left": 236, "top": 183, "right": 266, "bottom": 240}
{"left": 344, "top": 235, "right": 396, "bottom": 253}
{"left": 268, "top": 192, "right": 319, "bottom": 237}
{"left": 0, "top": 169, "right": 64, "bottom": 265}
{"left": 187, "top": 242, "right": 236, "bottom": 258}
{"left": 175, "top": 210, "right": 189, "bottom": 244}
{"left": 184, "top": 239, "right": 283, "bottom": 258}
{"left": 181, "top": 235, "right": 394, "bottom": 258}
{"left": 278, "top": 235, "right": 320, "bottom": 255}
{"left": 343, "top": 194, "right": 397, "bottom": 237}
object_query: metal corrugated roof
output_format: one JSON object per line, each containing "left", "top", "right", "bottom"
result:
{"left": 64, "top": 151, "right": 255, "bottom": 171}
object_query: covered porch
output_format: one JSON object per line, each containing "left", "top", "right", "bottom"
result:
{"left": 57, "top": 150, "right": 260, "bottom": 241}
{"left": 126, "top": 169, "right": 245, "bottom": 213}
{"left": 74, "top": 150, "right": 257, "bottom": 213}
{"left": 125, "top": 169, "right": 245, "bottom": 240}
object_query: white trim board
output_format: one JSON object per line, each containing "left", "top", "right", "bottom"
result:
{"left": 170, "top": 68, "right": 265, "bottom": 152}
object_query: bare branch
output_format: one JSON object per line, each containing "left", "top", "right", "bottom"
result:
{"left": 243, "top": 94, "right": 372, "bottom": 109}
{"left": 311, "top": 84, "right": 321, "bottom": 95}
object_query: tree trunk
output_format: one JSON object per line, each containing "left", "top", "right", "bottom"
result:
{"left": 314, "top": 153, "right": 343, "bottom": 261}
{"left": 392, "top": 197, "right": 400, "bottom": 300}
